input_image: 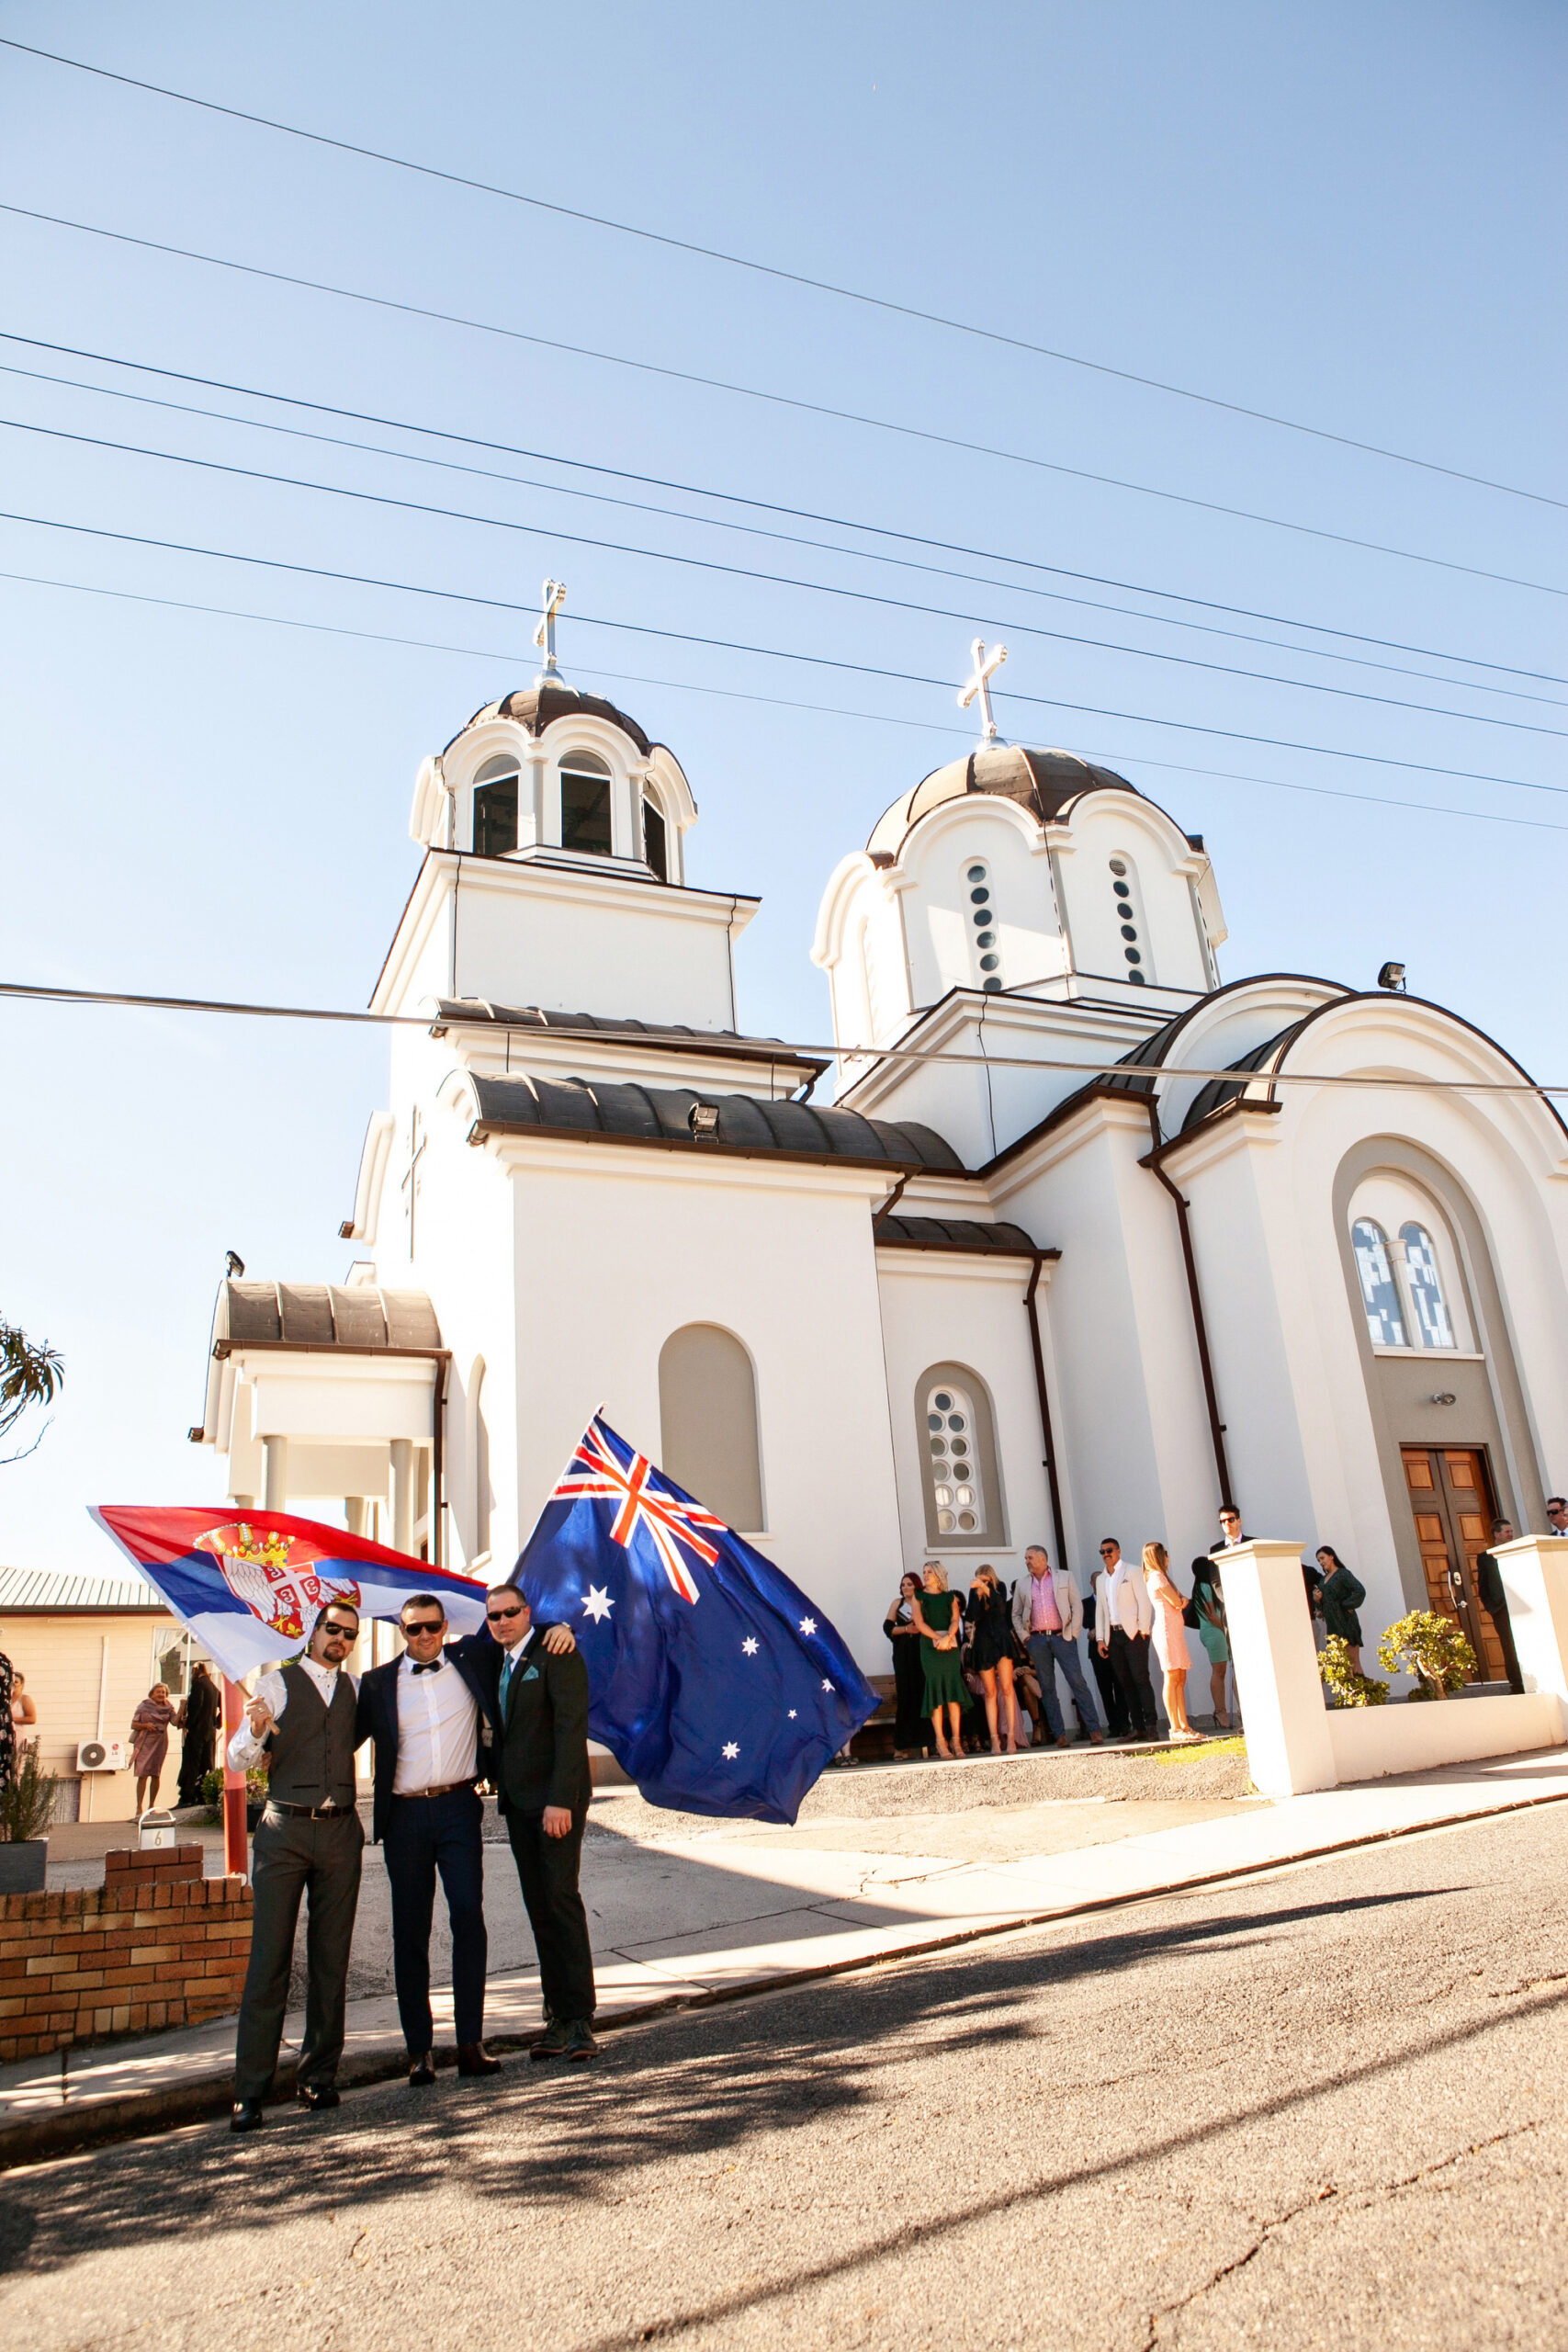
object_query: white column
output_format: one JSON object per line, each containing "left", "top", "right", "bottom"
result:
{"left": 389, "top": 1438, "right": 414, "bottom": 1555}
{"left": 344, "top": 1498, "right": 367, "bottom": 1539}
{"left": 1494, "top": 1535, "right": 1568, "bottom": 1734}
{"left": 262, "top": 1437, "right": 288, "bottom": 1513}
{"left": 1219, "top": 1539, "right": 1338, "bottom": 1797}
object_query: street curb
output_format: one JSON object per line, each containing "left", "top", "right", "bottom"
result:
{"left": 5, "top": 1779, "right": 1565, "bottom": 2172}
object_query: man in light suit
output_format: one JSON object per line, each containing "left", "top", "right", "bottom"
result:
{"left": 1094, "top": 1538, "right": 1159, "bottom": 1739}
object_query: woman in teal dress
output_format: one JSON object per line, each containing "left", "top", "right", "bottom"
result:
{"left": 1190, "top": 1557, "right": 1234, "bottom": 1731}
{"left": 912, "top": 1563, "right": 970, "bottom": 1760}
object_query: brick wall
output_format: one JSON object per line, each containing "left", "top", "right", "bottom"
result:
{"left": 0, "top": 1845, "right": 252, "bottom": 2063}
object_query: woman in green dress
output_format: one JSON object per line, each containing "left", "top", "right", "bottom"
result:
{"left": 911, "top": 1563, "right": 969, "bottom": 1760}
{"left": 1190, "top": 1557, "right": 1234, "bottom": 1731}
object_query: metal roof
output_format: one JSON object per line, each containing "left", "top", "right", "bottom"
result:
{"left": 468, "top": 1072, "right": 965, "bottom": 1172}
{"left": 431, "top": 1001, "right": 826, "bottom": 1075}
{"left": 217, "top": 1282, "right": 442, "bottom": 1352}
{"left": 0, "top": 1567, "right": 168, "bottom": 1613}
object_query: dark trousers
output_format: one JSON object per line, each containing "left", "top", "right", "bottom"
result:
{"left": 383, "top": 1785, "right": 488, "bottom": 2053}
{"left": 1107, "top": 1628, "right": 1159, "bottom": 1736}
{"left": 1488, "top": 1605, "right": 1525, "bottom": 1696}
{"left": 234, "top": 1805, "right": 363, "bottom": 2098}
{"left": 176, "top": 1731, "right": 214, "bottom": 1809}
{"left": 506, "top": 1798, "right": 595, "bottom": 2023}
{"left": 1089, "top": 1635, "right": 1130, "bottom": 1736}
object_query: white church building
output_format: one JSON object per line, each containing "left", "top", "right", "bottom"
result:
{"left": 191, "top": 624, "right": 1568, "bottom": 1693}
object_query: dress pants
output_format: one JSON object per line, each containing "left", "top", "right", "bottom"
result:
{"left": 1031, "top": 1632, "right": 1104, "bottom": 1737}
{"left": 234, "top": 1805, "right": 364, "bottom": 2098}
{"left": 506, "top": 1797, "right": 595, "bottom": 2023}
{"left": 383, "top": 1785, "right": 487, "bottom": 2053}
{"left": 1089, "top": 1635, "right": 1130, "bottom": 1736}
{"left": 1106, "top": 1628, "right": 1159, "bottom": 1736}
{"left": 1487, "top": 1605, "right": 1525, "bottom": 1697}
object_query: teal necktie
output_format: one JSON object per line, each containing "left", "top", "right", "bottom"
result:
{"left": 500, "top": 1653, "right": 514, "bottom": 1713}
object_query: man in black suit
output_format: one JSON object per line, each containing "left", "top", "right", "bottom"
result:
{"left": 484, "top": 1578, "right": 598, "bottom": 2062}
{"left": 1474, "top": 1517, "right": 1525, "bottom": 1695}
{"left": 355, "top": 1590, "right": 576, "bottom": 2086}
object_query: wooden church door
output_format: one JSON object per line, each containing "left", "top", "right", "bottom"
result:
{"left": 1400, "top": 1445, "right": 1506, "bottom": 1683}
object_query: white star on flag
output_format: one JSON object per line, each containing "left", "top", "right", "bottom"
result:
{"left": 822, "top": 1679, "right": 834, "bottom": 1692}
{"left": 722, "top": 1742, "right": 739, "bottom": 1760}
{"left": 798, "top": 1617, "right": 817, "bottom": 1636}
{"left": 741, "top": 1637, "right": 759, "bottom": 1656}
{"left": 581, "top": 1585, "right": 615, "bottom": 1623}
{"left": 787, "top": 1710, "right": 797, "bottom": 1720}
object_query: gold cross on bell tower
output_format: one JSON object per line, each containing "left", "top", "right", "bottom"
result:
{"left": 533, "top": 578, "right": 567, "bottom": 684}
{"left": 957, "top": 638, "right": 1008, "bottom": 745}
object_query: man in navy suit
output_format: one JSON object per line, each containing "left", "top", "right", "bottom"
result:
{"left": 355, "top": 1591, "right": 574, "bottom": 2086}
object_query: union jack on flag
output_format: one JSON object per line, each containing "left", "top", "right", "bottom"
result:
{"left": 550, "top": 1415, "right": 725, "bottom": 1603}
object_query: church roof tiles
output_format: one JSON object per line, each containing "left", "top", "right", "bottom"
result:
{"left": 215, "top": 1283, "right": 444, "bottom": 1355}
{"left": 467, "top": 1073, "right": 964, "bottom": 1172}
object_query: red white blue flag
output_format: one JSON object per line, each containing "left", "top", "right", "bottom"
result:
{"left": 90, "top": 1505, "right": 487, "bottom": 1682}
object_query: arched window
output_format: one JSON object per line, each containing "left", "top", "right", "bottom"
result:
{"left": 642, "top": 795, "right": 669, "bottom": 881}
{"left": 473, "top": 754, "right": 519, "bottom": 856}
{"left": 559, "top": 749, "right": 614, "bottom": 855}
{"left": 965, "top": 860, "right": 1004, "bottom": 992}
{"left": 658, "top": 1325, "right": 763, "bottom": 1532}
{"left": 1109, "top": 854, "right": 1152, "bottom": 985}
{"left": 916, "top": 1364, "right": 1005, "bottom": 1548}
{"left": 1352, "top": 1218, "right": 1407, "bottom": 1348}
{"left": 1401, "top": 1222, "right": 1456, "bottom": 1350}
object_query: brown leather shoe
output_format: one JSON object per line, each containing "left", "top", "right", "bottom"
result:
{"left": 457, "top": 2042, "right": 502, "bottom": 2076}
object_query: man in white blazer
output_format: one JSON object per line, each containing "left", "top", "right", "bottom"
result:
{"left": 1095, "top": 1538, "right": 1159, "bottom": 1739}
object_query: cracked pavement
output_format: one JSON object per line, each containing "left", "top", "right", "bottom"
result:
{"left": 2, "top": 1799, "right": 1566, "bottom": 2348}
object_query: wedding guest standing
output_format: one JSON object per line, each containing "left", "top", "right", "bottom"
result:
{"left": 10, "top": 1670, "right": 37, "bottom": 1733}
{"left": 1189, "top": 1559, "right": 1233, "bottom": 1730}
{"left": 1012, "top": 1544, "right": 1104, "bottom": 1746}
{"left": 1315, "top": 1546, "right": 1368, "bottom": 1676}
{"left": 884, "top": 1573, "right": 928, "bottom": 1758}
{"left": 130, "top": 1681, "right": 186, "bottom": 1815}
{"left": 1144, "top": 1544, "right": 1200, "bottom": 1740}
{"left": 1474, "top": 1520, "right": 1525, "bottom": 1694}
{"left": 1095, "top": 1540, "right": 1158, "bottom": 1740}
{"left": 912, "top": 1564, "right": 969, "bottom": 1761}
{"left": 964, "top": 1565, "right": 1019, "bottom": 1755}
{"left": 1084, "top": 1570, "right": 1130, "bottom": 1739}
{"left": 177, "top": 1661, "right": 220, "bottom": 1808}
{"left": 0, "top": 1648, "right": 15, "bottom": 1793}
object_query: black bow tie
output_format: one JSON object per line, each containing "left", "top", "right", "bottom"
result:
{"left": 411, "top": 1659, "right": 443, "bottom": 1675}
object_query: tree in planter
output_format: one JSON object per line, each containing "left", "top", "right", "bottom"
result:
{"left": 1378, "top": 1610, "right": 1476, "bottom": 1699}
{"left": 200, "top": 1761, "right": 268, "bottom": 1825}
{"left": 0, "top": 1739, "right": 62, "bottom": 1843}
{"left": 0, "top": 1319, "right": 65, "bottom": 1464}
{"left": 1318, "top": 1635, "right": 1390, "bottom": 1707}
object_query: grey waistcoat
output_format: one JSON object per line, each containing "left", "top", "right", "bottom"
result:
{"left": 266, "top": 1663, "right": 358, "bottom": 1807}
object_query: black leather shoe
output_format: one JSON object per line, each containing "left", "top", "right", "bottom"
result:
{"left": 530, "top": 2018, "right": 570, "bottom": 2061}
{"left": 563, "top": 2020, "right": 600, "bottom": 2063}
{"left": 230, "top": 2097, "right": 265, "bottom": 2132}
{"left": 297, "top": 2082, "right": 340, "bottom": 2111}
{"left": 457, "top": 2041, "right": 501, "bottom": 2076}
{"left": 409, "top": 2052, "right": 436, "bottom": 2087}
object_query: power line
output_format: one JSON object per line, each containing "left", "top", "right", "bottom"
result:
{"left": 8, "top": 562, "right": 1566, "bottom": 838}
{"left": 4, "top": 507, "right": 1561, "bottom": 797}
{"left": 12, "top": 412, "right": 1564, "bottom": 742}
{"left": 7, "top": 345, "right": 1564, "bottom": 717}
{"left": 6, "top": 200, "right": 1564, "bottom": 603}
{"left": 3, "top": 32, "right": 1560, "bottom": 514}
{"left": 2, "top": 978, "right": 1562, "bottom": 1101}
{"left": 6, "top": 333, "right": 1560, "bottom": 696}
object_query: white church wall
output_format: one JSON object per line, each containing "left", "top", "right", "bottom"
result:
{"left": 898, "top": 802, "right": 1064, "bottom": 1012}
{"left": 492, "top": 1142, "right": 907, "bottom": 1668}
{"left": 1056, "top": 796, "right": 1214, "bottom": 998}
{"left": 450, "top": 861, "right": 746, "bottom": 1030}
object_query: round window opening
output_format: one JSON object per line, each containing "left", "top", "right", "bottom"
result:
{"left": 979, "top": 953, "right": 999, "bottom": 971}
{"left": 958, "top": 1511, "right": 977, "bottom": 1531}
{"left": 976, "top": 929, "right": 995, "bottom": 947}
{"left": 932, "top": 1392, "right": 953, "bottom": 1411}
{"left": 966, "top": 864, "right": 987, "bottom": 882}
{"left": 1124, "top": 946, "right": 1142, "bottom": 965}
{"left": 1110, "top": 857, "right": 1127, "bottom": 876}
{"left": 1113, "top": 880, "right": 1131, "bottom": 899}
{"left": 969, "top": 887, "right": 990, "bottom": 906}
{"left": 1121, "top": 922, "right": 1138, "bottom": 941}
{"left": 1128, "top": 968, "right": 1146, "bottom": 985}
{"left": 983, "top": 977, "right": 1003, "bottom": 991}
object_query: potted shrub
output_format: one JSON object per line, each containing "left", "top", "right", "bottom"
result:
{"left": 0, "top": 1738, "right": 61, "bottom": 1893}
{"left": 1378, "top": 1610, "right": 1475, "bottom": 1700}
{"left": 1318, "top": 1635, "right": 1390, "bottom": 1708}
{"left": 199, "top": 1762, "right": 268, "bottom": 1828}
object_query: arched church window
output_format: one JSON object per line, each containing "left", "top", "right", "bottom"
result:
{"left": 473, "top": 755, "right": 519, "bottom": 857}
{"left": 966, "top": 861, "right": 1004, "bottom": 992}
{"left": 559, "top": 749, "right": 614, "bottom": 856}
{"left": 1400, "top": 1222, "right": 1456, "bottom": 1350}
{"left": 1352, "top": 1218, "right": 1407, "bottom": 1348}
{"left": 642, "top": 795, "right": 669, "bottom": 881}
{"left": 1109, "top": 855, "right": 1151, "bottom": 985}
{"left": 917, "top": 1366, "right": 1005, "bottom": 1547}
{"left": 658, "top": 1324, "right": 764, "bottom": 1532}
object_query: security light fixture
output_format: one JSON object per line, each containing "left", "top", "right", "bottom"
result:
{"left": 1377, "top": 962, "right": 1406, "bottom": 993}
{"left": 688, "top": 1102, "right": 721, "bottom": 1140}
{"left": 1431, "top": 1392, "right": 1457, "bottom": 1408}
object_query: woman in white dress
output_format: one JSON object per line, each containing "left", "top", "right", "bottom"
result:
{"left": 1143, "top": 1543, "right": 1201, "bottom": 1740}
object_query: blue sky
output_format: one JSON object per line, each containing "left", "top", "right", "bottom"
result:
{"left": 1, "top": 1, "right": 1562, "bottom": 1570}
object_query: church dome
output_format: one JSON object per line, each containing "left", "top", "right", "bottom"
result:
{"left": 867, "top": 745, "right": 1139, "bottom": 862}
{"left": 443, "top": 680, "right": 653, "bottom": 761}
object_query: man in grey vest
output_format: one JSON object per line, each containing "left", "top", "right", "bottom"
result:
{"left": 229, "top": 1598, "right": 365, "bottom": 2132}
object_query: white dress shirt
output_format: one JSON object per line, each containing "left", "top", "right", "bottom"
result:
{"left": 226, "top": 1655, "right": 357, "bottom": 1771}
{"left": 392, "top": 1651, "right": 480, "bottom": 1792}
{"left": 1103, "top": 1558, "right": 1156, "bottom": 1639}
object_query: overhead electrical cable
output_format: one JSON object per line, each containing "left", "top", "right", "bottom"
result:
{"left": 4, "top": 201, "right": 1563, "bottom": 602}
{"left": 1, "top": 507, "right": 1562, "bottom": 797}
{"left": 2, "top": 33, "right": 1560, "bottom": 514}
{"left": 4, "top": 331, "right": 1560, "bottom": 695}
{"left": 6, "top": 348, "right": 1563, "bottom": 715}
{"left": 8, "top": 563, "right": 1565, "bottom": 839}
{"left": 8, "top": 414, "right": 1565, "bottom": 742}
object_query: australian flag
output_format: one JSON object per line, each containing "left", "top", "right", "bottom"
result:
{"left": 515, "top": 1413, "right": 879, "bottom": 1825}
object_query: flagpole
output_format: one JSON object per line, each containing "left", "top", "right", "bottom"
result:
{"left": 221, "top": 1677, "right": 249, "bottom": 1880}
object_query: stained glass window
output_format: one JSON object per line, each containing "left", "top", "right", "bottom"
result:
{"left": 1400, "top": 1222, "right": 1456, "bottom": 1349}
{"left": 1353, "top": 1218, "right": 1406, "bottom": 1347}
{"left": 924, "top": 1380, "right": 985, "bottom": 1534}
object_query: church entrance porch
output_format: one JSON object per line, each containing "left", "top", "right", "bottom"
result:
{"left": 1401, "top": 1444, "right": 1507, "bottom": 1684}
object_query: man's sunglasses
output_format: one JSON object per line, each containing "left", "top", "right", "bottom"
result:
{"left": 322, "top": 1623, "right": 357, "bottom": 1641}
{"left": 402, "top": 1618, "right": 445, "bottom": 1636}
{"left": 1098, "top": 1545, "right": 1117, "bottom": 1555}
{"left": 486, "top": 1603, "right": 525, "bottom": 1622}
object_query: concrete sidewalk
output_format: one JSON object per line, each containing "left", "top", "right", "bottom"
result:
{"left": 4, "top": 1741, "right": 1564, "bottom": 2167}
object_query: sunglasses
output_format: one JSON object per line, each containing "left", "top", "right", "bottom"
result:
{"left": 486, "top": 1604, "right": 525, "bottom": 1622}
{"left": 402, "top": 1619, "right": 445, "bottom": 1636}
{"left": 1099, "top": 1545, "right": 1117, "bottom": 1555}
{"left": 322, "top": 1624, "right": 356, "bottom": 1642}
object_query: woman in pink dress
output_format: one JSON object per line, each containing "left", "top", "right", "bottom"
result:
{"left": 1143, "top": 1544, "right": 1201, "bottom": 1740}
{"left": 130, "top": 1682, "right": 185, "bottom": 1814}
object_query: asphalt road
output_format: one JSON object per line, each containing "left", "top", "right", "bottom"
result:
{"left": 4, "top": 1801, "right": 1566, "bottom": 2349}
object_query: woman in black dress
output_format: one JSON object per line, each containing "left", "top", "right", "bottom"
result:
{"left": 883, "top": 1572, "right": 929, "bottom": 1758}
{"left": 964, "top": 1564, "right": 1019, "bottom": 1755}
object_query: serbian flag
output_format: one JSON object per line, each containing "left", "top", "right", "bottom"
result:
{"left": 513, "top": 1413, "right": 878, "bottom": 1825}
{"left": 90, "top": 1506, "right": 488, "bottom": 1683}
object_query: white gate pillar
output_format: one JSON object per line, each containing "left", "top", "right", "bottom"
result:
{"left": 389, "top": 1438, "right": 415, "bottom": 1556}
{"left": 1494, "top": 1535, "right": 1568, "bottom": 1736}
{"left": 1220, "top": 1539, "right": 1337, "bottom": 1797}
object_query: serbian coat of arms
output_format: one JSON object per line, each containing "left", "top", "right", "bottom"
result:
{"left": 196, "top": 1521, "right": 360, "bottom": 1644}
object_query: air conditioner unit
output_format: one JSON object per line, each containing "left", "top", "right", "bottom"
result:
{"left": 77, "top": 1738, "right": 128, "bottom": 1772}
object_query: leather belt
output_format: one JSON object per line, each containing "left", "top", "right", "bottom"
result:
{"left": 392, "top": 1778, "right": 478, "bottom": 1802}
{"left": 266, "top": 1799, "right": 353, "bottom": 1819}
